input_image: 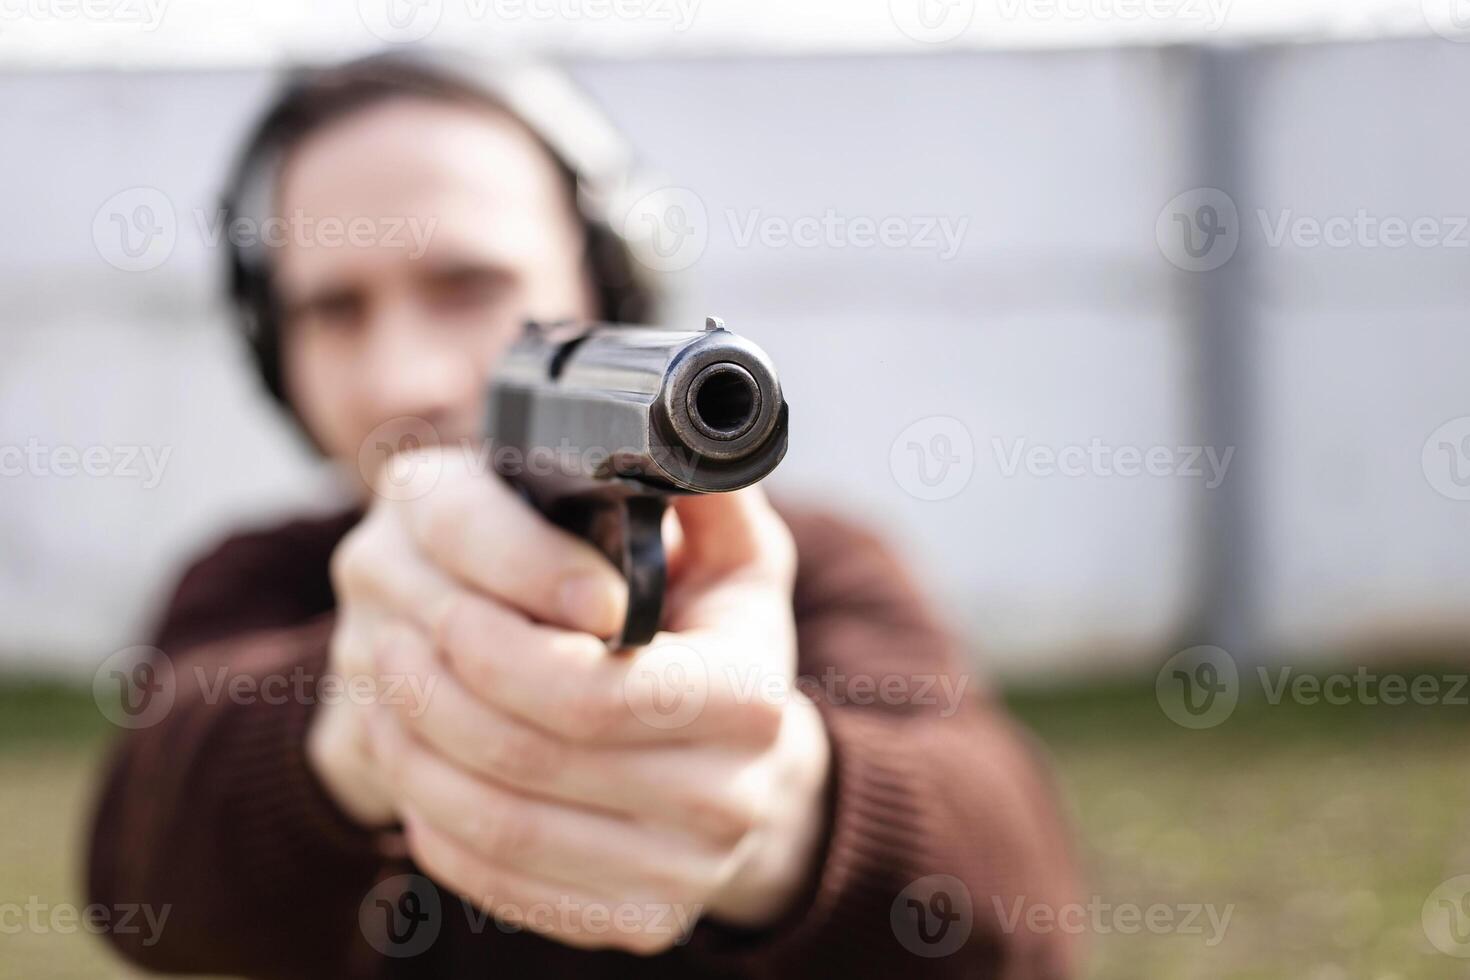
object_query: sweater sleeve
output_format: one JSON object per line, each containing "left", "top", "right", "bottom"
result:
{"left": 86, "top": 524, "right": 387, "bottom": 978}
{"left": 682, "top": 507, "right": 1083, "bottom": 980}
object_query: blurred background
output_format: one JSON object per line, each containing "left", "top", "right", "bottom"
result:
{"left": 3, "top": 1, "right": 1469, "bottom": 977}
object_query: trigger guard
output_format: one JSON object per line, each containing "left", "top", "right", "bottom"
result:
{"left": 587, "top": 496, "right": 668, "bottom": 650}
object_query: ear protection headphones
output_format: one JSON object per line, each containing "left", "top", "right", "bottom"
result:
{"left": 219, "top": 49, "right": 661, "bottom": 412}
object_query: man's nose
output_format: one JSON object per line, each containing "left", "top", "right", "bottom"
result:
{"left": 358, "top": 309, "right": 477, "bottom": 428}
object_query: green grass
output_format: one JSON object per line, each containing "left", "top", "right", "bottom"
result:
{"left": 1006, "top": 672, "right": 1470, "bottom": 979}
{"left": 3, "top": 674, "right": 1468, "bottom": 978}
{"left": 0, "top": 680, "right": 114, "bottom": 746}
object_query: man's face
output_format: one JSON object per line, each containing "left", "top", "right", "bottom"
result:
{"left": 272, "top": 96, "right": 596, "bottom": 484}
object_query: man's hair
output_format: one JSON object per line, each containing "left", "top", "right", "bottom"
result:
{"left": 221, "top": 51, "right": 659, "bottom": 413}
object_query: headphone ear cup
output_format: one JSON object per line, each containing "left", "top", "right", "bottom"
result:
{"left": 223, "top": 198, "right": 289, "bottom": 408}
{"left": 244, "top": 279, "right": 285, "bottom": 406}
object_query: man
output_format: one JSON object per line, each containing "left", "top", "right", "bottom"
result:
{"left": 88, "top": 52, "right": 1080, "bottom": 978}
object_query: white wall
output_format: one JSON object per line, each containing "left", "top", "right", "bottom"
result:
{"left": 3, "top": 41, "right": 1469, "bottom": 677}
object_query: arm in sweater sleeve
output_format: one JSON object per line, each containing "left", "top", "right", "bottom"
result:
{"left": 86, "top": 519, "right": 387, "bottom": 979}
{"left": 86, "top": 505, "right": 1081, "bottom": 979}
{"left": 686, "top": 506, "right": 1083, "bottom": 979}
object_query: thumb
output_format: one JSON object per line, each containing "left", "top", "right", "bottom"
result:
{"left": 668, "top": 486, "right": 794, "bottom": 581}
{"left": 663, "top": 487, "right": 795, "bottom": 648}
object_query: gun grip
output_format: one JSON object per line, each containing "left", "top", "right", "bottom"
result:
{"left": 565, "top": 495, "right": 668, "bottom": 650}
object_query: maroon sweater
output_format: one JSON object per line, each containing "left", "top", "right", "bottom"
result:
{"left": 88, "top": 504, "right": 1080, "bottom": 978}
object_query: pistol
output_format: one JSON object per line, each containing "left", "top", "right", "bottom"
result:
{"left": 486, "top": 316, "right": 789, "bottom": 649}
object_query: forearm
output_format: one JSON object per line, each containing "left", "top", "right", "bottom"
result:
{"left": 690, "top": 505, "right": 1083, "bottom": 977}
{"left": 682, "top": 700, "right": 1080, "bottom": 979}
{"left": 817, "top": 702, "right": 1079, "bottom": 977}
{"left": 87, "top": 618, "right": 384, "bottom": 977}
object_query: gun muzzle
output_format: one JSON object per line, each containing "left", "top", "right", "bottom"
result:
{"left": 489, "top": 316, "right": 788, "bottom": 497}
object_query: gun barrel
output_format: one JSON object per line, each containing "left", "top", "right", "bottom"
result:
{"left": 487, "top": 317, "right": 788, "bottom": 498}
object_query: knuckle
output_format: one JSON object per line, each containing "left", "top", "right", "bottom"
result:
{"left": 329, "top": 614, "right": 372, "bottom": 677}
{"left": 638, "top": 862, "right": 690, "bottom": 897}
{"left": 555, "top": 687, "right": 625, "bottom": 742}
{"left": 645, "top": 862, "right": 706, "bottom": 901}
{"left": 373, "top": 727, "right": 408, "bottom": 788}
{"left": 438, "top": 602, "right": 505, "bottom": 692}
{"left": 740, "top": 695, "right": 786, "bottom": 747}
{"left": 482, "top": 726, "right": 561, "bottom": 786}
{"left": 330, "top": 528, "right": 376, "bottom": 597}
{"left": 414, "top": 483, "right": 470, "bottom": 558}
{"left": 433, "top": 593, "right": 472, "bottom": 657}
{"left": 367, "top": 631, "right": 399, "bottom": 685}
{"left": 477, "top": 804, "right": 540, "bottom": 861}
{"left": 686, "top": 791, "right": 759, "bottom": 847}
{"left": 412, "top": 474, "right": 490, "bottom": 564}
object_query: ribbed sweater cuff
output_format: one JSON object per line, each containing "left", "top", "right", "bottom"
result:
{"left": 687, "top": 704, "right": 927, "bottom": 970}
